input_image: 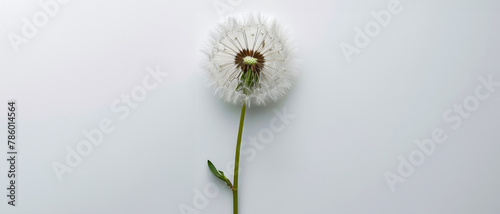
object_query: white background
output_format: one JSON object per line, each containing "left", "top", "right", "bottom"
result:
{"left": 1, "top": 0, "right": 499, "bottom": 213}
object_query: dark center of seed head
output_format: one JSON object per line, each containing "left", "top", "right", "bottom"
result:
{"left": 234, "top": 49, "right": 265, "bottom": 74}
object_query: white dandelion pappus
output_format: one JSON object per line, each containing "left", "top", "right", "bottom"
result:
{"left": 202, "top": 13, "right": 297, "bottom": 107}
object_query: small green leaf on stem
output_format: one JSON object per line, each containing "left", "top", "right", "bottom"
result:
{"left": 207, "top": 160, "right": 233, "bottom": 188}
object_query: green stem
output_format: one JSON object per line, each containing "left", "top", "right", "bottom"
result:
{"left": 233, "top": 102, "right": 246, "bottom": 214}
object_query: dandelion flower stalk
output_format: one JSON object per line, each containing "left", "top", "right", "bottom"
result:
{"left": 203, "top": 12, "right": 297, "bottom": 214}
{"left": 232, "top": 99, "right": 246, "bottom": 214}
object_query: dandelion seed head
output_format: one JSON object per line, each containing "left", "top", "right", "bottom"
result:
{"left": 201, "top": 12, "right": 297, "bottom": 107}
